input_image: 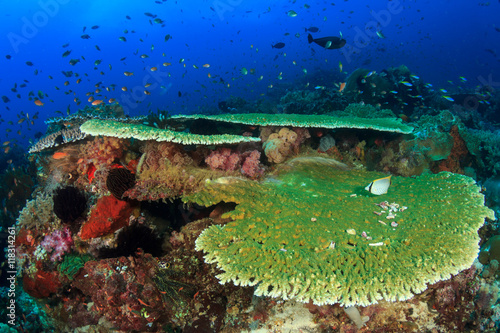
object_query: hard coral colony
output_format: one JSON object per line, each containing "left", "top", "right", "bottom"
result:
{"left": 13, "top": 94, "right": 499, "bottom": 331}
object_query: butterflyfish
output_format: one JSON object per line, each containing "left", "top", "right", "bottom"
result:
{"left": 365, "top": 175, "right": 391, "bottom": 195}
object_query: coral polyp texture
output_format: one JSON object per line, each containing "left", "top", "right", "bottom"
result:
{"left": 189, "top": 161, "right": 494, "bottom": 307}
{"left": 80, "top": 119, "right": 261, "bottom": 145}
{"left": 172, "top": 112, "right": 414, "bottom": 134}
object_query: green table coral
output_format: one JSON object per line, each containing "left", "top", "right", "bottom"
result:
{"left": 80, "top": 119, "right": 261, "bottom": 145}
{"left": 172, "top": 113, "right": 414, "bottom": 134}
{"left": 188, "top": 160, "right": 494, "bottom": 307}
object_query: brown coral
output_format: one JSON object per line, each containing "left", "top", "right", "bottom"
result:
{"left": 76, "top": 137, "right": 127, "bottom": 179}
{"left": 262, "top": 127, "right": 310, "bottom": 163}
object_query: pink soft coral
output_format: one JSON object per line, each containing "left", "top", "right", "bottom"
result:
{"left": 205, "top": 148, "right": 241, "bottom": 171}
{"left": 241, "top": 150, "right": 264, "bottom": 179}
{"left": 41, "top": 227, "right": 74, "bottom": 262}
{"left": 206, "top": 148, "right": 264, "bottom": 178}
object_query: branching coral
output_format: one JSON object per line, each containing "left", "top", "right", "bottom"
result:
{"left": 16, "top": 192, "right": 57, "bottom": 230}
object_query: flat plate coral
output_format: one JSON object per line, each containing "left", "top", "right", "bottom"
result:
{"left": 189, "top": 160, "right": 494, "bottom": 307}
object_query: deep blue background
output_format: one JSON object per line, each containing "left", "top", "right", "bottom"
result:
{"left": 0, "top": 0, "right": 499, "bottom": 148}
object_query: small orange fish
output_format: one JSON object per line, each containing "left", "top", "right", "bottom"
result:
{"left": 34, "top": 100, "right": 44, "bottom": 106}
{"left": 64, "top": 81, "right": 69, "bottom": 86}
{"left": 124, "top": 71, "right": 134, "bottom": 76}
{"left": 150, "top": 67, "right": 157, "bottom": 71}
{"left": 92, "top": 99, "right": 103, "bottom": 105}
{"left": 76, "top": 78, "right": 82, "bottom": 84}
{"left": 162, "top": 62, "right": 171, "bottom": 67}
{"left": 137, "top": 298, "right": 150, "bottom": 307}
{"left": 207, "top": 73, "right": 211, "bottom": 78}
{"left": 203, "top": 63, "right": 210, "bottom": 68}
{"left": 144, "top": 90, "right": 150, "bottom": 95}
{"left": 88, "top": 96, "right": 94, "bottom": 102}
{"left": 108, "top": 98, "right": 116, "bottom": 103}
{"left": 339, "top": 82, "right": 346, "bottom": 93}
{"left": 121, "top": 87, "right": 128, "bottom": 91}
{"left": 144, "top": 83, "right": 152, "bottom": 88}
{"left": 53, "top": 152, "right": 69, "bottom": 159}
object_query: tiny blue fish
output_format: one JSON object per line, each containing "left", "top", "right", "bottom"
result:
{"left": 442, "top": 96, "right": 454, "bottom": 102}
{"left": 400, "top": 81, "right": 413, "bottom": 87}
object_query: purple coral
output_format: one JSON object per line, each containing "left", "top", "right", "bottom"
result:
{"left": 41, "top": 227, "right": 74, "bottom": 262}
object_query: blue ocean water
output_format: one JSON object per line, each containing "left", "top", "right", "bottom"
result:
{"left": 1, "top": 0, "right": 499, "bottom": 149}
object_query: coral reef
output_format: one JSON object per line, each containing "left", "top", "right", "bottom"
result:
{"left": 190, "top": 160, "right": 494, "bottom": 307}
{"left": 81, "top": 119, "right": 261, "bottom": 145}
{"left": 76, "top": 136, "right": 126, "bottom": 189}
{"left": 278, "top": 89, "right": 348, "bottom": 114}
{"left": 174, "top": 112, "right": 414, "bottom": 134}
{"left": 205, "top": 148, "right": 264, "bottom": 179}
{"left": 22, "top": 261, "right": 62, "bottom": 298}
{"left": 205, "top": 147, "right": 242, "bottom": 172}
{"left": 344, "top": 65, "right": 430, "bottom": 113}
{"left": 79, "top": 195, "right": 136, "bottom": 240}
{"left": 28, "top": 128, "right": 87, "bottom": 153}
{"left": 262, "top": 127, "right": 310, "bottom": 163}
{"left": 57, "top": 252, "right": 93, "bottom": 280}
{"left": 14, "top": 98, "right": 500, "bottom": 332}
{"left": 16, "top": 192, "right": 56, "bottom": 230}
{"left": 39, "top": 227, "right": 74, "bottom": 262}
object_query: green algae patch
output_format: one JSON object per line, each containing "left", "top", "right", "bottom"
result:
{"left": 80, "top": 119, "right": 261, "bottom": 145}
{"left": 188, "top": 161, "right": 494, "bottom": 307}
{"left": 172, "top": 113, "right": 414, "bottom": 134}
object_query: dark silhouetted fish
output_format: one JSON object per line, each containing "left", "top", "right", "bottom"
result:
{"left": 272, "top": 42, "right": 285, "bottom": 49}
{"left": 305, "top": 27, "right": 319, "bottom": 32}
{"left": 81, "top": 34, "right": 91, "bottom": 39}
{"left": 307, "top": 33, "right": 346, "bottom": 49}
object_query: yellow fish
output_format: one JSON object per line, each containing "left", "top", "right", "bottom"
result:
{"left": 365, "top": 176, "right": 391, "bottom": 195}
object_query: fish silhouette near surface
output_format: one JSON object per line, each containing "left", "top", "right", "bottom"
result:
{"left": 307, "top": 33, "right": 346, "bottom": 49}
